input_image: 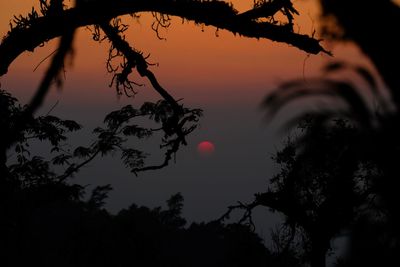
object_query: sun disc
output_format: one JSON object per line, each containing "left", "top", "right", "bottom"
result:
{"left": 197, "top": 141, "right": 215, "bottom": 155}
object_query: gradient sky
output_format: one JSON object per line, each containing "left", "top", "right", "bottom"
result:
{"left": 0, "top": 0, "right": 372, "bottom": 235}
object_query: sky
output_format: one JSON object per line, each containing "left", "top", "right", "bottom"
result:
{"left": 0, "top": 0, "right": 373, "bottom": 238}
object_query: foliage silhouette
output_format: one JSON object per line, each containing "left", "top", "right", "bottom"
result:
{"left": 0, "top": 1, "right": 328, "bottom": 266}
{"left": 214, "top": 1, "right": 400, "bottom": 267}
{"left": 231, "top": 1, "right": 400, "bottom": 266}
{"left": 221, "top": 117, "right": 370, "bottom": 267}
{"left": 0, "top": 89, "right": 201, "bottom": 183}
{"left": 0, "top": 89, "right": 270, "bottom": 265}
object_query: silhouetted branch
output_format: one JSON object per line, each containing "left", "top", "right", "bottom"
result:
{"left": 100, "top": 21, "right": 202, "bottom": 173}
{"left": 131, "top": 109, "right": 201, "bottom": 174}
{"left": 0, "top": 0, "right": 329, "bottom": 76}
{"left": 100, "top": 22, "right": 181, "bottom": 109}
{"left": 57, "top": 107, "right": 154, "bottom": 181}
{"left": 240, "top": 0, "right": 298, "bottom": 25}
{"left": 218, "top": 200, "right": 260, "bottom": 231}
{"left": 57, "top": 147, "right": 100, "bottom": 182}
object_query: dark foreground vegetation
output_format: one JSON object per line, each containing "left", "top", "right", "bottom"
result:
{"left": 2, "top": 1, "right": 400, "bottom": 266}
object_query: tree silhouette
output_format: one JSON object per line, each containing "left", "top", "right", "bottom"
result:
{"left": 0, "top": 1, "right": 331, "bottom": 266}
{"left": 220, "top": 117, "right": 371, "bottom": 267}
{"left": 209, "top": 1, "right": 400, "bottom": 267}
{"left": 233, "top": 1, "right": 400, "bottom": 266}
{"left": 0, "top": 0, "right": 327, "bottom": 180}
{"left": 0, "top": 88, "right": 270, "bottom": 265}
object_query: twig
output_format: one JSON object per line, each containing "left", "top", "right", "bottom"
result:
{"left": 33, "top": 49, "right": 58, "bottom": 72}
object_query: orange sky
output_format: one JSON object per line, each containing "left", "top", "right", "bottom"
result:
{"left": 0, "top": 0, "right": 369, "bottom": 109}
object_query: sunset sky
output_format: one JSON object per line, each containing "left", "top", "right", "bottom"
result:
{"left": 0, "top": 0, "right": 371, "bottom": 230}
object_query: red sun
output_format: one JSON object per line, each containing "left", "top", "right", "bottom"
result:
{"left": 197, "top": 141, "right": 215, "bottom": 155}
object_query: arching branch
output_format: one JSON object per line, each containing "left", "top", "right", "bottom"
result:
{"left": 0, "top": 0, "right": 329, "bottom": 76}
